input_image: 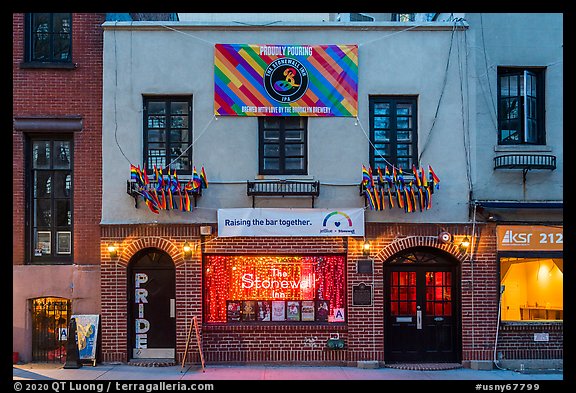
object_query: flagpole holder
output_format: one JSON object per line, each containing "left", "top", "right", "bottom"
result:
{"left": 127, "top": 179, "right": 201, "bottom": 209}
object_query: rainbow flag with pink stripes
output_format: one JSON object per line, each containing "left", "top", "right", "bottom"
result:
{"left": 214, "top": 44, "right": 358, "bottom": 117}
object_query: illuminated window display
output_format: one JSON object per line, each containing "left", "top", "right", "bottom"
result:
{"left": 204, "top": 255, "right": 346, "bottom": 323}
{"left": 500, "top": 257, "right": 563, "bottom": 321}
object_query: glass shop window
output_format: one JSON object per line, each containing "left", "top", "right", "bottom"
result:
{"left": 500, "top": 257, "right": 563, "bottom": 322}
{"left": 204, "top": 255, "right": 346, "bottom": 324}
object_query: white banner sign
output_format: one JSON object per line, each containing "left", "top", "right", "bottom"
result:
{"left": 218, "top": 208, "right": 365, "bottom": 237}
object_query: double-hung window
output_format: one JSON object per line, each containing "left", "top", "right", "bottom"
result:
{"left": 369, "top": 96, "right": 418, "bottom": 172}
{"left": 498, "top": 67, "right": 545, "bottom": 145}
{"left": 24, "top": 13, "right": 72, "bottom": 64}
{"left": 143, "top": 97, "right": 192, "bottom": 175}
{"left": 28, "top": 137, "right": 73, "bottom": 263}
{"left": 259, "top": 117, "right": 307, "bottom": 175}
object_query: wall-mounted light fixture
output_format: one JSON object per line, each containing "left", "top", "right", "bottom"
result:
{"left": 183, "top": 241, "right": 192, "bottom": 258}
{"left": 362, "top": 239, "right": 371, "bottom": 257}
{"left": 459, "top": 236, "right": 471, "bottom": 253}
{"left": 107, "top": 244, "right": 117, "bottom": 258}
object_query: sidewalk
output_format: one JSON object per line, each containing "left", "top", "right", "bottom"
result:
{"left": 13, "top": 362, "right": 564, "bottom": 381}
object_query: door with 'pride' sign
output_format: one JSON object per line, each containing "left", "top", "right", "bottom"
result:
{"left": 128, "top": 248, "right": 176, "bottom": 360}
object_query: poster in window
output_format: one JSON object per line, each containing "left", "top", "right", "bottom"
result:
{"left": 316, "top": 300, "right": 329, "bottom": 322}
{"left": 241, "top": 300, "right": 257, "bottom": 321}
{"left": 287, "top": 301, "right": 301, "bottom": 321}
{"left": 331, "top": 307, "right": 345, "bottom": 322}
{"left": 37, "top": 231, "right": 51, "bottom": 255}
{"left": 301, "top": 301, "right": 315, "bottom": 321}
{"left": 226, "top": 300, "right": 241, "bottom": 322}
{"left": 57, "top": 231, "right": 71, "bottom": 254}
{"left": 271, "top": 300, "right": 286, "bottom": 321}
{"left": 257, "top": 300, "right": 271, "bottom": 322}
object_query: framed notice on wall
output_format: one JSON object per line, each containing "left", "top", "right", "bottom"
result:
{"left": 352, "top": 283, "right": 372, "bottom": 306}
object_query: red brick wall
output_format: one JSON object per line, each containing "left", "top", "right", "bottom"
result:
{"left": 12, "top": 13, "right": 104, "bottom": 265}
{"left": 99, "top": 222, "right": 562, "bottom": 364}
{"left": 101, "top": 224, "right": 562, "bottom": 364}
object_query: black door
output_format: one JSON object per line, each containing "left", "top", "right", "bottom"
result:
{"left": 384, "top": 248, "right": 459, "bottom": 363}
{"left": 128, "top": 249, "right": 176, "bottom": 360}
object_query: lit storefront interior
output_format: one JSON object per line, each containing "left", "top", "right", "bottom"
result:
{"left": 500, "top": 257, "right": 563, "bottom": 321}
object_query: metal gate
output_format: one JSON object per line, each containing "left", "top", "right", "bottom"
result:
{"left": 32, "top": 297, "right": 71, "bottom": 362}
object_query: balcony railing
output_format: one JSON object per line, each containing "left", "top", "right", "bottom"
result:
{"left": 494, "top": 154, "right": 556, "bottom": 182}
{"left": 494, "top": 154, "right": 557, "bottom": 171}
{"left": 247, "top": 180, "right": 320, "bottom": 208}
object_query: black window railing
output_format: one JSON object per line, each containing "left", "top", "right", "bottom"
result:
{"left": 247, "top": 180, "right": 320, "bottom": 208}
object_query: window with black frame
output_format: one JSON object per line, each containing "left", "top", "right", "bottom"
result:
{"left": 143, "top": 97, "right": 192, "bottom": 175}
{"left": 369, "top": 96, "right": 418, "bottom": 172}
{"left": 28, "top": 137, "right": 73, "bottom": 263}
{"left": 25, "top": 13, "right": 72, "bottom": 63}
{"left": 258, "top": 117, "right": 307, "bottom": 175}
{"left": 498, "top": 67, "right": 545, "bottom": 145}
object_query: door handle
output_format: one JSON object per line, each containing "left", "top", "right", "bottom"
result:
{"left": 170, "top": 299, "right": 175, "bottom": 318}
{"left": 416, "top": 310, "right": 422, "bottom": 329}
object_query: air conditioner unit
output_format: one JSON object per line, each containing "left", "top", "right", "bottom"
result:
{"left": 200, "top": 226, "right": 212, "bottom": 236}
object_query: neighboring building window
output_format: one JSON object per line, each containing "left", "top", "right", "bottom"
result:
{"left": 350, "top": 13, "right": 375, "bottom": 22}
{"left": 497, "top": 67, "right": 545, "bottom": 145}
{"left": 28, "top": 137, "right": 73, "bottom": 263}
{"left": 204, "top": 255, "right": 346, "bottom": 323}
{"left": 392, "top": 13, "right": 416, "bottom": 22}
{"left": 500, "top": 257, "right": 563, "bottom": 322}
{"left": 143, "top": 97, "right": 192, "bottom": 174}
{"left": 258, "top": 117, "right": 307, "bottom": 175}
{"left": 25, "top": 13, "right": 72, "bottom": 63}
{"left": 369, "top": 96, "right": 418, "bottom": 171}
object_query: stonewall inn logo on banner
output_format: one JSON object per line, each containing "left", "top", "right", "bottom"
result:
{"left": 214, "top": 44, "right": 358, "bottom": 117}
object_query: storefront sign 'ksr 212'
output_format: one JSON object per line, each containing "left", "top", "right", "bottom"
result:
{"left": 496, "top": 225, "right": 563, "bottom": 251}
{"left": 214, "top": 44, "right": 358, "bottom": 117}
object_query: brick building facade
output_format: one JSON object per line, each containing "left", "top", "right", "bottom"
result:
{"left": 97, "top": 16, "right": 562, "bottom": 370}
{"left": 13, "top": 13, "right": 562, "bottom": 370}
{"left": 12, "top": 13, "right": 105, "bottom": 363}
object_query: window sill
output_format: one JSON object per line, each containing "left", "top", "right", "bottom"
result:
{"left": 26, "top": 261, "right": 74, "bottom": 265}
{"left": 494, "top": 145, "right": 552, "bottom": 153}
{"left": 500, "top": 321, "right": 563, "bottom": 331}
{"left": 255, "top": 175, "right": 314, "bottom": 181}
{"left": 203, "top": 323, "right": 347, "bottom": 331}
{"left": 20, "top": 61, "right": 77, "bottom": 70}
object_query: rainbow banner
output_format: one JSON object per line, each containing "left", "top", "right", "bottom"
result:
{"left": 214, "top": 44, "right": 358, "bottom": 117}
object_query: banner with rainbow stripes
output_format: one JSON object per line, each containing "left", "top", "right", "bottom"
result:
{"left": 214, "top": 44, "right": 358, "bottom": 117}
